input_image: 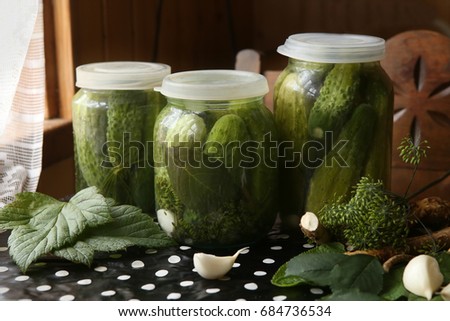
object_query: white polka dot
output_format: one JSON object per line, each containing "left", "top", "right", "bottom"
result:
{"left": 101, "top": 290, "right": 116, "bottom": 297}
{"left": 129, "top": 299, "right": 140, "bottom": 301}
{"left": 270, "top": 246, "right": 282, "bottom": 250}
{"left": 179, "top": 246, "right": 191, "bottom": 250}
{"left": 206, "top": 288, "right": 221, "bottom": 294}
{"left": 36, "top": 285, "right": 52, "bottom": 292}
{"left": 77, "top": 279, "right": 92, "bottom": 285}
{"left": 59, "top": 294, "right": 75, "bottom": 301}
{"left": 0, "top": 266, "right": 8, "bottom": 273}
{"left": 303, "top": 243, "right": 315, "bottom": 249}
{"left": 15, "top": 275, "right": 30, "bottom": 282}
{"left": 145, "top": 249, "right": 157, "bottom": 254}
{"left": 155, "top": 269, "right": 168, "bottom": 277}
{"left": 167, "top": 293, "right": 181, "bottom": 300}
{"left": 279, "top": 234, "right": 290, "bottom": 239}
{"left": 244, "top": 282, "right": 258, "bottom": 290}
{"left": 141, "top": 283, "right": 156, "bottom": 291}
{"left": 94, "top": 266, "right": 107, "bottom": 272}
{"left": 236, "top": 298, "right": 246, "bottom": 301}
{"left": 273, "top": 295, "right": 287, "bottom": 301}
{"left": 0, "top": 247, "right": 8, "bottom": 252}
{"left": 55, "top": 270, "right": 69, "bottom": 277}
{"left": 131, "top": 260, "right": 145, "bottom": 269}
{"left": 232, "top": 262, "right": 240, "bottom": 268}
{"left": 254, "top": 271, "right": 267, "bottom": 276}
{"left": 310, "top": 287, "right": 324, "bottom": 295}
{"left": 180, "top": 280, "right": 194, "bottom": 287}
{"left": 263, "top": 258, "right": 275, "bottom": 264}
{"left": 0, "top": 287, "right": 9, "bottom": 294}
{"left": 168, "top": 255, "right": 181, "bottom": 264}
{"left": 117, "top": 275, "right": 131, "bottom": 281}
{"left": 109, "top": 253, "right": 122, "bottom": 259}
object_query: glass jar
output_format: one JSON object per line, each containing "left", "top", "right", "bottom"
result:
{"left": 72, "top": 61, "right": 170, "bottom": 213}
{"left": 154, "top": 70, "right": 279, "bottom": 248}
{"left": 274, "top": 33, "right": 393, "bottom": 228}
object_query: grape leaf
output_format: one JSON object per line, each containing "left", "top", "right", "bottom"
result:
{"left": 52, "top": 203, "right": 175, "bottom": 267}
{"left": 81, "top": 204, "right": 175, "bottom": 251}
{"left": 271, "top": 243, "right": 345, "bottom": 287}
{"left": 329, "top": 254, "right": 384, "bottom": 294}
{"left": 7, "top": 187, "right": 111, "bottom": 272}
{"left": 380, "top": 266, "right": 409, "bottom": 300}
{"left": 285, "top": 253, "right": 347, "bottom": 287}
{"left": 53, "top": 241, "right": 94, "bottom": 266}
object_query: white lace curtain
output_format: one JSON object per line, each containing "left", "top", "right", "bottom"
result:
{"left": 0, "top": 0, "right": 44, "bottom": 206}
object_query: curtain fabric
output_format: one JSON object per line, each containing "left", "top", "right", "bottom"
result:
{"left": 0, "top": 0, "right": 44, "bottom": 206}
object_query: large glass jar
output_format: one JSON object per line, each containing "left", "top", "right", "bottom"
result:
{"left": 274, "top": 33, "right": 393, "bottom": 228}
{"left": 72, "top": 61, "right": 170, "bottom": 213}
{"left": 154, "top": 70, "right": 279, "bottom": 248}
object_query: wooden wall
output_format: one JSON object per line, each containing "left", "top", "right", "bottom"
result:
{"left": 70, "top": 0, "right": 449, "bottom": 72}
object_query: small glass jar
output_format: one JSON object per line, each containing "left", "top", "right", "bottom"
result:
{"left": 72, "top": 61, "right": 170, "bottom": 213}
{"left": 154, "top": 70, "right": 279, "bottom": 248}
{"left": 274, "top": 33, "right": 393, "bottom": 228}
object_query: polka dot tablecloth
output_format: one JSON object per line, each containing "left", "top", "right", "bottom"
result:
{"left": 0, "top": 227, "right": 322, "bottom": 301}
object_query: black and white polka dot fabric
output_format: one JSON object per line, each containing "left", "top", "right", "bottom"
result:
{"left": 0, "top": 228, "right": 322, "bottom": 301}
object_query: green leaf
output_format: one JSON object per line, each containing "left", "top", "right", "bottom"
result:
{"left": 437, "top": 252, "right": 450, "bottom": 283}
{"left": 380, "top": 266, "right": 409, "bottom": 300}
{"left": 322, "top": 289, "right": 383, "bottom": 301}
{"left": 8, "top": 187, "right": 111, "bottom": 272}
{"left": 271, "top": 263, "right": 307, "bottom": 287}
{"left": 53, "top": 241, "right": 94, "bottom": 266}
{"left": 82, "top": 204, "right": 175, "bottom": 251}
{"left": 50, "top": 204, "right": 174, "bottom": 267}
{"left": 271, "top": 243, "right": 346, "bottom": 287}
{"left": 329, "top": 254, "right": 384, "bottom": 294}
{"left": 285, "top": 253, "right": 347, "bottom": 287}
{"left": 0, "top": 192, "right": 59, "bottom": 228}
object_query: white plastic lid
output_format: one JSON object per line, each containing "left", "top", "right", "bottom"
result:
{"left": 76, "top": 61, "right": 171, "bottom": 90}
{"left": 157, "top": 69, "right": 269, "bottom": 100}
{"left": 277, "top": 33, "right": 385, "bottom": 63}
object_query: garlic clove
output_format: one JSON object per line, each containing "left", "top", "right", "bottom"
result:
{"left": 157, "top": 209, "right": 175, "bottom": 236}
{"left": 193, "top": 247, "right": 248, "bottom": 280}
{"left": 402, "top": 254, "right": 444, "bottom": 300}
{"left": 441, "top": 283, "right": 450, "bottom": 301}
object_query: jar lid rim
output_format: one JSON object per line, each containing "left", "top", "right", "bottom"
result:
{"left": 157, "top": 69, "right": 269, "bottom": 100}
{"left": 277, "top": 33, "right": 385, "bottom": 63}
{"left": 76, "top": 61, "right": 171, "bottom": 90}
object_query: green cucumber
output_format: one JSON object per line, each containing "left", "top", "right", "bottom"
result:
{"left": 308, "top": 63, "right": 361, "bottom": 140}
{"left": 306, "top": 103, "right": 377, "bottom": 213}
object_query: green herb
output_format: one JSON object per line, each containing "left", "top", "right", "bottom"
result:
{"left": 319, "top": 176, "right": 409, "bottom": 250}
{"left": 0, "top": 187, "right": 175, "bottom": 272}
{"left": 397, "top": 136, "right": 430, "bottom": 198}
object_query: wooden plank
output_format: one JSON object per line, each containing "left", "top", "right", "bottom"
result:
{"left": 102, "top": 0, "right": 135, "bottom": 61}
{"left": 132, "top": 0, "right": 160, "bottom": 62}
{"left": 43, "top": 0, "right": 58, "bottom": 119}
{"left": 71, "top": 0, "right": 105, "bottom": 66}
{"left": 52, "top": 0, "right": 74, "bottom": 119}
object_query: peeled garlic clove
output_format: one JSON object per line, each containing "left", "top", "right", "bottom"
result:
{"left": 193, "top": 247, "right": 248, "bottom": 280}
{"left": 402, "top": 254, "right": 444, "bottom": 300}
{"left": 441, "top": 283, "right": 450, "bottom": 301}
{"left": 157, "top": 209, "right": 175, "bottom": 236}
